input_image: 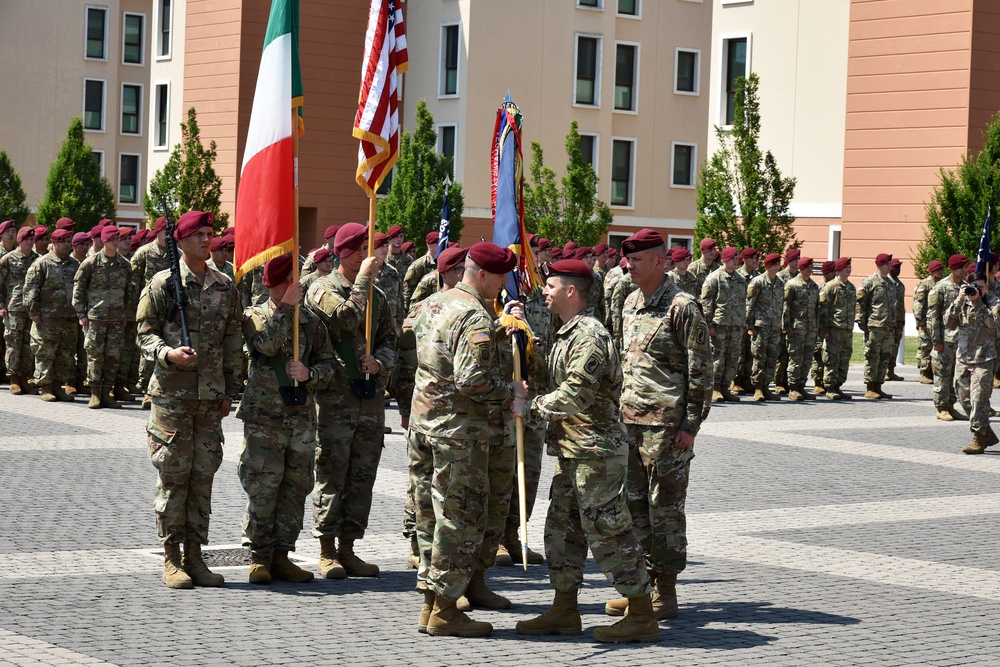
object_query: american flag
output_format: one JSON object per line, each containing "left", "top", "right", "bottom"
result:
{"left": 353, "top": 0, "right": 408, "bottom": 197}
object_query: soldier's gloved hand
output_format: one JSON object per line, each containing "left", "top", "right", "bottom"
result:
{"left": 358, "top": 255, "right": 381, "bottom": 279}
{"left": 166, "top": 346, "right": 198, "bottom": 367}
{"left": 511, "top": 396, "right": 527, "bottom": 417}
{"left": 513, "top": 380, "right": 528, "bottom": 399}
{"left": 282, "top": 282, "right": 304, "bottom": 305}
{"left": 287, "top": 360, "right": 309, "bottom": 382}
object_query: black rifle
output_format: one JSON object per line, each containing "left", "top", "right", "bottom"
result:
{"left": 160, "top": 198, "right": 192, "bottom": 348}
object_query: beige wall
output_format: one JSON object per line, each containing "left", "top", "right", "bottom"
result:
{"left": 147, "top": 0, "right": 186, "bottom": 184}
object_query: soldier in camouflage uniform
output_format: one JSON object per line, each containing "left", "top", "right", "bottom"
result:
{"left": 373, "top": 232, "right": 403, "bottom": 333}
{"left": 885, "top": 258, "right": 907, "bottom": 382}
{"left": 733, "top": 248, "right": 760, "bottom": 394}
{"left": 23, "top": 229, "right": 78, "bottom": 402}
{"left": 688, "top": 237, "right": 720, "bottom": 286}
{"left": 402, "top": 231, "right": 439, "bottom": 312}
{"left": 513, "top": 259, "right": 657, "bottom": 643}
{"left": 774, "top": 247, "right": 801, "bottom": 392}
{"left": 810, "top": 261, "right": 837, "bottom": 394}
{"left": 783, "top": 257, "right": 820, "bottom": 401}
{"left": 73, "top": 226, "right": 133, "bottom": 409}
{"left": 300, "top": 225, "right": 339, "bottom": 278}
{"left": 239, "top": 264, "right": 270, "bottom": 309}
{"left": 856, "top": 253, "right": 899, "bottom": 401}
{"left": 608, "top": 270, "right": 637, "bottom": 349}
{"left": 0, "top": 227, "right": 39, "bottom": 394}
{"left": 608, "top": 229, "right": 712, "bottom": 623}
{"left": 68, "top": 232, "right": 92, "bottom": 394}
{"left": 603, "top": 256, "right": 625, "bottom": 307}
{"left": 386, "top": 224, "right": 412, "bottom": 279}
{"left": 914, "top": 260, "right": 943, "bottom": 384}
{"left": 667, "top": 246, "right": 700, "bottom": 297}
{"left": 0, "top": 220, "right": 16, "bottom": 381}
{"left": 818, "top": 257, "right": 856, "bottom": 400}
{"left": 929, "top": 254, "right": 970, "bottom": 421}
{"left": 105, "top": 227, "right": 140, "bottom": 403}
{"left": 746, "top": 253, "right": 785, "bottom": 401}
{"left": 209, "top": 237, "right": 235, "bottom": 282}
{"left": 137, "top": 211, "right": 244, "bottom": 589}
{"left": 299, "top": 247, "right": 333, "bottom": 292}
{"left": 306, "top": 223, "right": 396, "bottom": 580}
{"left": 32, "top": 225, "right": 50, "bottom": 257}
{"left": 700, "top": 247, "right": 747, "bottom": 402}
{"left": 131, "top": 218, "right": 172, "bottom": 407}
{"left": 945, "top": 272, "right": 1000, "bottom": 454}
{"left": 238, "top": 255, "right": 335, "bottom": 585}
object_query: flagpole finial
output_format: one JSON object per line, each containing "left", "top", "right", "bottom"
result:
{"left": 444, "top": 174, "right": 452, "bottom": 191}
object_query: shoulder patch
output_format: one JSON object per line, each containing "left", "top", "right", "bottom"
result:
{"left": 312, "top": 287, "right": 327, "bottom": 305}
{"left": 402, "top": 317, "right": 416, "bottom": 330}
{"left": 469, "top": 330, "right": 491, "bottom": 344}
{"left": 582, "top": 351, "right": 602, "bottom": 379}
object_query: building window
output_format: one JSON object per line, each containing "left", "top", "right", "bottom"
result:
{"left": 615, "top": 43, "right": 638, "bottom": 111}
{"left": 121, "top": 84, "right": 142, "bottom": 135}
{"left": 575, "top": 35, "right": 601, "bottom": 106}
{"left": 611, "top": 139, "right": 634, "bottom": 207}
{"left": 376, "top": 169, "right": 393, "bottom": 197}
{"left": 724, "top": 37, "right": 749, "bottom": 125}
{"left": 578, "top": 133, "right": 598, "bottom": 170}
{"left": 668, "top": 235, "right": 693, "bottom": 251}
{"left": 671, "top": 142, "right": 697, "bottom": 188}
{"left": 92, "top": 151, "right": 105, "bottom": 177}
{"left": 85, "top": 7, "right": 108, "bottom": 60}
{"left": 675, "top": 48, "right": 700, "bottom": 95}
{"left": 123, "top": 13, "right": 144, "bottom": 65}
{"left": 119, "top": 154, "right": 140, "bottom": 204}
{"left": 608, "top": 232, "right": 628, "bottom": 249}
{"left": 618, "top": 0, "right": 639, "bottom": 16}
{"left": 154, "top": 83, "right": 169, "bottom": 148}
{"left": 440, "top": 24, "right": 459, "bottom": 97}
{"left": 438, "top": 124, "right": 456, "bottom": 160}
{"left": 83, "top": 79, "right": 106, "bottom": 132}
{"left": 578, "top": 0, "right": 602, "bottom": 8}
{"left": 158, "top": 0, "right": 172, "bottom": 58}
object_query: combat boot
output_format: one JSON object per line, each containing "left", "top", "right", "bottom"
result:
{"left": 731, "top": 378, "right": 748, "bottom": 395}
{"left": 828, "top": 389, "right": 844, "bottom": 400}
{"left": 753, "top": 382, "right": 766, "bottom": 401}
{"left": 875, "top": 384, "right": 893, "bottom": 399}
{"left": 113, "top": 382, "right": 132, "bottom": 401}
{"left": 22, "top": 379, "right": 38, "bottom": 395}
{"left": 142, "top": 394, "right": 152, "bottom": 410}
{"left": 712, "top": 384, "right": 724, "bottom": 402}
{"left": 921, "top": 369, "right": 935, "bottom": 385}
{"left": 886, "top": 369, "right": 905, "bottom": 382}
{"left": 407, "top": 534, "right": 421, "bottom": 569}
{"left": 417, "top": 586, "right": 436, "bottom": 634}
{"left": 994, "top": 376, "right": 1000, "bottom": 389}
{"left": 948, "top": 404, "right": 969, "bottom": 421}
{"left": 788, "top": 387, "right": 804, "bottom": 401}
{"left": 162, "top": 542, "right": 193, "bottom": 589}
{"left": 426, "top": 594, "right": 493, "bottom": 637}
{"left": 317, "top": 536, "right": 346, "bottom": 579}
{"left": 937, "top": 409, "right": 954, "bottom": 421}
{"left": 39, "top": 385, "right": 57, "bottom": 402}
{"left": 985, "top": 428, "right": 1000, "bottom": 448}
{"left": 182, "top": 541, "right": 225, "bottom": 587}
{"left": 337, "top": 537, "right": 379, "bottom": 577}
{"left": 801, "top": 384, "right": 818, "bottom": 400}
{"left": 99, "top": 387, "right": 120, "bottom": 409}
{"left": 720, "top": 384, "right": 741, "bottom": 402}
{"left": 248, "top": 553, "right": 272, "bottom": 585}
{"left": 494, "top": 543, "right": 513, "bottom": 567}
{"left": 813, "top": 378, "right": 826, "bottom": 395}
{"left": 464, "top": 569, "right": 511, "bottom": 609}
{"left": 864, "top": 382, "right": 882, "bottom": 399}
{"left": 516, "top": 590, "right": 582, "bottom": 635}
{"left": 762, "top": 384, "right": 781, "bottom": 401}
{"left": 271, "top": 550, "right": 314, "bottom": 582}
{"left": 963, "top": 432, "right": 990, "bottom": 455}
{"left": 8, "top": 374, "right": 23, "bottom": 395}
{"left": 52, "top": 385, "right": 74, "bottom": 402}
{"left": 605, "top": 569, "right": 659, "bottom": 617}
{"left": 502, "top": 526, "right": 544, "bottom": 565}
{"left": 592, "top": 594, "right": 660, "bottom": 644}
{"left": 88, "top": 389, "right": 102, "bottom": 409}
{"left": 651, "top": 571, "right": 679, "bottom": 620}
{"left": 64, "top": 383, "right": 77, "bottom": 396}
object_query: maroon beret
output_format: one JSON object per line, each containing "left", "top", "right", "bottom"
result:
{"left": 88, "top": 225, "right": 104, "bottom": 239}
{"left": 386, "top": 225, "right": 404, "bottom": 240}
{"left": 527, "top": 234, "right": 540, "bottom": 248}
{"left": 562, "top": 242, "right": 578, "bottom": 255}
{"left": 131, "top": 236, "right": 142, "bottom": 251}
{"left": 875, "top": 253, "right": 892, "bottom": 266}
{"left": 17, "top": 227, "right": 34, "bottom": 243}
{"left": 740, "top": 247, "right": 759, "bottom": 260}
{"left": 151, "top": 217, "right": 166, "bottom": 235}
{"left": 538, "top": 238, "right": 551, "bottom": 251}
{"left": 425, "top": 231, "right": 440, "bottom": 246}
{"left": 313, "top": 247, "right": 332, "bottom": 265}
{"left": 210, "top": 237, "right": 227, "bottom": 252}
{"left": 609, "top": 248, "right": 618, "bottom": 258}
{"left": 324, "top": 224, "right": 341, "bottom": 240}
{"left": 671, "top": 246, "right": 693, "bottom": 263}
{"left": 797, "top": 257, "right": 813, "bottom": 271}
{"left": 373, "top": 232, "right": 389, "bottom": 249}
{"left": 97, "top": 218, "right": 113, "bottom": 227}
{"left": 261, "top": 254, "right": 294, "bottom": 288}
{"left": 51, "top": 229, "right": 72, "bottom": 243}
{"left": 449, "top": 241, "right": 460, "bottom": 248}
{"left": 0, "top": 220, "right": 14, "bottom": 235}
{"left": 175, "top": 211, "right": 213, "bottom": 239}
{"left": 928, "top": 259, "right": 943, "bottom": 273}
{"left": 33, "top": 225, "right": 49, "bottom": 239}
{"left": 991, "top": 252, "right": 1000, "bottom": 266}
{"left": 134, "top": 229, "right": 147, "bottom": 243}
{"left": 594, "top": 243, "right": 608, "bottom": 255}
{"left": 469, "top": 241, "right": 517, "bottom": 274}
{"left": 821, "top": 260, "right": 836, "bottom": 274}
{"left": 574, "top": 246, "right": 593, "bottom": 259}
{"left": 890, "top": 258, "right": 902, "bottom": 268}
{"left": 401, "top": 241, "right": 415, "bottom": 252}
{"left": 619, "top": 257, "right": 628, "bottom": 269}
{"left": 100, "top": 226, "right": 120, "bottom": 242}
{"left": 224, "top": 237, "right": 235, "bottom": 250}
{"left": 720, "top": 247, "right": 739, "bottom": 262}
{"left": 948, "top": 254, "right": 968, "bottom": 270}
{"left": 72, "top": 232, "right": 91, "bottom": 246}
{"left": 334, "top": 222, "right": 369, "bottom": 258}
{"left": 118, "top": 227, "right": 133, "bottom": 240}
{"left": 622, "top": 229, "right": 665, "bottom": 254}
{"left": 784, "top": 248, "right": 801, "bottom": 266}
{"left": 437, "top": 246, "right": 468, "bottom": 273}
{"left": 222, "top": 227, "right": 235, "bottom": 238}
{"left": 699, "top": 238, "right": 717, "bottom": 253}
{"left": 548, "top": 259, "right": 593, "bottom": 280}
{"left": 763, "top": 252, "right": 781, "bottom": 268}
{"left": 55, "top": 217, "right": 75, "bottom": 230}
{"left": 835, "top": 257, "right": 851, "bottom": 272}
{"left": 550, "top": 248, "right": 563, "bottom": 259}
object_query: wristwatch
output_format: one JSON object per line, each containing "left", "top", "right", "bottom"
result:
{"left": 308, "top": 367, "right": 315, "bottom": 382}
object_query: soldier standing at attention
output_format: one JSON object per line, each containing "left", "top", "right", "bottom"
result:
{"left": 746, "top": 253, "right": 785, "bottom": 401}
{"left": 299, "top": 247, "right": 332, "bottom": 291}
{"left": 667, "top": 246, "right": 699, "bottom": 297}
{"left": 32, "top": 226, "right": 50, "bottom": 257}
{"left": 385, "top": 225, "right": 412, "bottom": 277}
{"left": 0, "top": 218, "right": 15, "bottom": 381}
{"left": 0, "top": 227, "right": 39, "bottom": 394}
{"left": 782, "top": 257, "right": 820, "bottom": 402}
{"left": 811, "top": 261, "right": 837, "bottom": 394}
{"left": 700, "top": 247, "right": 747, "bottom": 402}
{"left": 300, "top": 224, "right": 339, "bottom": 277}
{"left": 402, "top": 232, "right": 439, "bottom": 312}
{"left": 929, "top": 254, "right": 971, "bottom": 420}
{"left": 23, "top": 228, "right": 78, "bottom": 402}
{"left": 733, "top": 248, "right": 760, "bottom": 394}
{"left": 607, "top": 229, "right": 711, "bottom": 622}
{"left": 238, "top": 255, "right": 334, "bottom": 585}
{"left": 307, "top": 223, "right": 396, "bottom": 580}
{"left": 855, "top": 253, "right": 899, "bottom": 401}
{"left": 373, "top": 232, "right": 403, "bottom": 336}
{"left": 137, "top": 211, "right": 243, "bottom": 589}
{"left": 131, "top": 218, "right": 172, "bottom": 407}
{"left": 818, "top": 257, "right": 856, "bottom": 400}
{"left": 885, "top": 258, "right": 907, "bottom": 382}
{"left": 914, "top": 259, "right": 943, "bottom": 384}
{"left": 688, "top": 237, "right": 720, "bottom": 289}
{"left": 513, "top": 259, "right": 657, "bottom": 644}
{"left": 68, "top": 232, "right": 92, "bottom": 395}
{"left": 774, "top": 247, "right": 801, "bottom": 393}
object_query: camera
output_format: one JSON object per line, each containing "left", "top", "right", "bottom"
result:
{"left": 964, "top": 284, "right": 980, "bottom": 296}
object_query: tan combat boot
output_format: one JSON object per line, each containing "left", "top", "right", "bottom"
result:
{"left": 963, "top": 433, "right": 990, "bottom": 455}
{"left": 113, "top": 382, "right": 132, "bottom": 401}
{"left": 712, "top": 384, "right": 724, "bottom": 402}
{"left": 516, "top": 590, "right": 583, "bottom": 636}
{"left": 417, "top": 585, "right": 436, "bottom": 634}
{"left": 828, "top": 386, "right": 844, "bottom": 400}
{"left": 271, "top": 550, "right": 314, "bottom": 582}
{"left": 948, "top": 404, "right": 969, "bottom": 421}
{"left": 788, "top": 387, "right": 804, "bottom": 401}
{"left": 39, "top": 385, "right": 57, "bottom": 402}
{"left": 720, "top": 384, "right": 741, "bottom": 402}
{"left": 606, "top": 569, "right": 659, "bottom": 617}
{"left": 592, "top": 594, "right": 660, "bottom": 644}
{"left": 407, "top": 534, "right": 421, "bottom": 569}
{"left": 464, "top": 569, "right": 511, "bottom": 609}
{"left": 651, "top": 571, "right": 679, "bottom": 620}
{"left": 64, "top": 383, "right": 78, "bottom": 396}
{"left": 248, "top": 553, "right": 272, "bottom": 585}
{"left": 100, "top": 387, "right": 120, "bottom": 409}
{"left": 337, "top": 537, "right": 380, "bottom": 577}
{"left": 162, "top": 542, "right": 193, "bottom": 589}
{"left": 875, "top": 384, "right": 893, "bottom": 399}
{"left": 317, "top": 536, "right": 346, "bottom": 579}
{"left": 182, "top": 541, "right": 225, "bottom": 587}
{"left": 502, "top": 525, "right": 544, "bottom": 565}
{"left": 753, "top": 384, "right": 766, "bottom": 402}
{"left": 426, "top": 593, "right": 493, "bottom": 637}
{"left": 762, "top": 384, "right": 780, "bottom": 401}
{"left": 864, "top": 382, "right": 882, "bottom": 399}
{"left": 921, "top": 369, "right": 935, "bottom": 385}
{"left": 937, "top": 408, "right": 954, "bottom": 421}
{"left": 886, "top": 369, "right": 904, "bottom": 381}
{"left": 801, "top": 384, "right": 818, "bottom": 400}
{"left": 52, "top": 385, "right": 74, "bottom": 402}
{"left": 494, "top": 543, "right": 513, "bottom": 567}
{"left": 813, "top": 378, "right": 826, "bottom": 395}
{"left": 8, "top": 374, "right": 23, "bottom": 395}
{"left": 142, "top": 394, "right": 152, "bottom": 410}
{"left": 88, "top": 388, "right": 102, "bottom": 409}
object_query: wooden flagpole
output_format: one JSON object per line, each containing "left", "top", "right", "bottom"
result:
{"left": 365, "top": 195, "right": 376, "bottom": 362}
{"left": 512, "top": 336, "right": 529, "bottom": 571}
{"left": 291, "top": 106, "right": 301, "bottom": 362}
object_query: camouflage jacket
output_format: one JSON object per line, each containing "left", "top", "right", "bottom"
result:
{"left": 945, "top": 292, "right": 1000, "bottom": 364}
{"left": 856, "top": 273, "right": 899, "bottom": 330}
{"left": 409, "top": 281, "right": 512, "bottom": 440}
{"left": 306, "top": 270, "right": 396, "bottom": 394}
{"left": 818, "top": 277, "right": 857, "bottom": 335}
{"left": 777, "top": 266, "right": 799, "bottom": 285}
{"left": 0, "top": 249, "right": 39, "bottom": 314}
{"left": 929, "top": 275, "right": 964, "bottom": 345}
{"left": 620, "top": 277, "right": 712, "bottom": 437}
{"left": 737, "top": 266, "right": 759, "bottom": 282}
{"left": 238, "top": 265, "right": 269, "bottom": 309}
{"left": 236, "top": 299, "right": 335, "bottom": 426}
{"left": 375, "top": 261, "right": 404, "bottom": 331}
{"left": 403, "top": 252, "right": 436, "bottom": 312}
{"left": 689, "top": 256, "right": 719, "bottom": 283}
{"left": 667, "top": 268, "right": 701, "bottom": 297}
{"left": 746, "top": 273, "right": 784, "bottom": 329}
{"left": 700, "top": 267, "right": 747, "bottom": 328}
{"left": 388, "top": 249, "right": 413, "bottom": 279}
{"left": 411, "top": 269, "right": 441, "bottom": 307}
{"left": 608, "top": 274, "right": 638, "bottom": 346}
{"left": 300, "top": 270, "right": 326, "bottom": 292}
{"left": 23, "top": 251, "right": 77, "bottom": 320}
{"left": 913, "top": 275, "right": 938, "bottom": 329}
{"left": 137, "top": 261, "right": 244, "bottom": 400}
{"left": 130, "top": 242, "right": 170, "bottom": 312}
{"left": 528, "top": 311, "right": 629, "bottom": 459}
{"left": 603, "top": 265, "right": 624, "bottom": 306}
{"left": 0, "top": 242, "right": 15, "bottom": 261}
{"left": 72, "top": 251, "right": 132, "bottom": 321}
{"left": 586, "top": 272, "right": 606, "bottom": 324}
{"left": 889, "top": 275, "right": 906, "bottom": 331}
{"left": 782, "top": 274, "right": 819, "bottom": 332}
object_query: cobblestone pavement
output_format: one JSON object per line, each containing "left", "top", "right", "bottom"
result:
{"left": 2, "top": 365, "right": 999, "bottom": 666}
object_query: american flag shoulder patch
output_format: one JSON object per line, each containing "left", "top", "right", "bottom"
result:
{"left": 469, "top": 330, "right": 491, "bottom": 344}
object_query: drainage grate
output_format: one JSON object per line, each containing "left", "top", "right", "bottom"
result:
{"left": 153, "top": 547, "right": 307, "bottom": 567}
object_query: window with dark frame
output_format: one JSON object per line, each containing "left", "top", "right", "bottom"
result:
{"left": 439, "top": 126, "right": 456, "bottom": 160}
{"left": 611, "top": 140, "right": 632, "bottom": 206}
{"left": 92, "top": 151, "right": 104, "bottom": 176}
{"left": 676, "top": 50, "right": 698, "bottom": 93}
{"left": 119, "top": 155, "right": 139, "bottom": 204}
{"left": 84, "top": 80, "right": 104, "bottom": 131}
{"left": 159, "top": 0, "right": 171, "bottom": 56}
{"left": 578, "top": 134, "right": 596, "bottom": 169}
{"left": 615, "top": 44, "right": 636, "bottom": 111}
{"left": 673, "top": 144, "right": 695, "bottom": 187}
{"left": 725, "top": 37, "right": 748, "bottom": 125}
{"left": 442, "top": 25, "right": 459, "bottom": 96}
{"left": 575, "top": 36, "right": 598, "bottom": 105}
{"left": 618, "top": 0, "right": 638, "bottom": 15}
{"left": 579, "top": 0, "right": 600, "bottom": 7}
{"left": 155, "top": 84, "right": 169, "bottom": 147}
{"left": 86, "top": 7, "right": 107, "bottom": 59}
{"left": 121, "top": 85, "right": 141, "bottom": 134}
{"left": 123, "top": 14, "right": 143, "bottom": 64}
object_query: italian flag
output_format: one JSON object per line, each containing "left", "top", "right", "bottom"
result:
{"left": 234, "top": 0, "right": 302, "bottom": 283}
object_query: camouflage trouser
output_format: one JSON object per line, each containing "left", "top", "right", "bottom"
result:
{"left": 239, "top": 419, "right": 316, "bottom": 558}
{"left": 147, "top": 397, "right": 224, "bottom": 545}
{"left": 786, "top": 328, "right": 817, "bottom": 387}
{"left": 116, "top": 320, "right": 138, "bottom": 387}
{"left": 749, "top": 326, "right": 780, "bottom": 387}
{"left": 503, "top": 409, "right": 545, "bottom": 534}
{"left": 3, "top": 312, "right": 34, "bottom": 378}
{"left": 74, "top": 323, "right": 86, "bottom": 388}
{"left": 736, "top": 330, "right": 753, "bottom": 383}
{"left": 394, "top": 345, "right": 417, "bottom": 420}
{"left": 84, "top": 320, "right": 124, "bottom": 387}
{"left": 625, "top": 424, "right": 694, "bottom": 574}
{"left": 955, "top": 361, "right": 994, "bottom": 436}
{"left": 546, "top": 454, "right": 650, "bottom": 598}
{"left": 139, "top": 356, "right": 155, "bottom": 395}
{"left": 711, "top": 325, "right": 743, "bottom": 387}
{"left": 822, "top": 328, "right": 853, "bottom": 390}
{"left": 864, "top": 326, "right": 895, "bottom": 384}
{"left": 917, "top": 326, "right": 933, "bottom": 373}
{"left": 887, "top": 325, "right": 904, "bottom": 373}
{"left": 775, "top": 331, "right": 789, "bottom": 387}
{"left": 932, "top": 341, "right": 958, "bottom": 408}
{"left": 810, "top": 334, "right": 824, "bottom": 383}
{"left": 0, "top": 318, "right": 6, "bottom": 376}
{"left": 30, "top": 317, "right": 77, "bottom": 387}
{"left": 312, "top": 392, "right": 384, "bottom": 540}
